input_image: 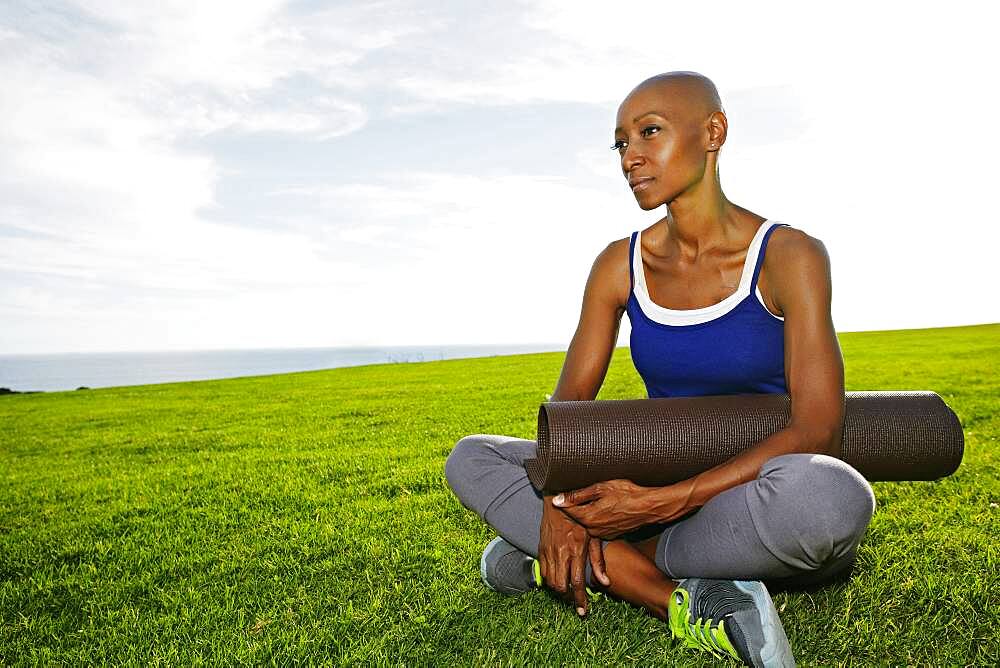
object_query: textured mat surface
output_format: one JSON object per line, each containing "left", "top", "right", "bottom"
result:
{"left": 523, "top": 391, "right": 964, "bottom": 493}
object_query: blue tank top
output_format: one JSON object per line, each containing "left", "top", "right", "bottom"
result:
{"left": 626, "top": 220, "right": 789, "bottom": 398}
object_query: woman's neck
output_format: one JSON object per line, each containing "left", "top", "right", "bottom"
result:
{"left": 663, "top": 196, "right": 749, "bottom": 259}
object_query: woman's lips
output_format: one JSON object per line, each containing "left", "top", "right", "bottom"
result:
{"left": 631, "top": 178, "right": 653, "bottom": 192}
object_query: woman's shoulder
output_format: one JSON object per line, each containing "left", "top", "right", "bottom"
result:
{"left": 766, "top": 223, "right": 829, "bottom": 265}
{"left": 607, "top": 231, "right": 635, "bottom": 255}
{"left": 764, "top": 223, "right": 834, "bottom": 312}
{"left": 586, "top": 234, "right": 634, "bottom": 313}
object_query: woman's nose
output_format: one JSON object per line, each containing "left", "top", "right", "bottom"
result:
{"left": 622, "top": 148, "right": 644, "bottom": 172}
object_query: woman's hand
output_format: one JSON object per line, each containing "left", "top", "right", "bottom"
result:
{"left": 538, "top": 494, "right": 610, "bottom": 616}
{"left": 553, "top": 479, "right": 695, "bottom": 540}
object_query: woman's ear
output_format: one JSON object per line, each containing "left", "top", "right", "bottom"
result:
{"left": 706, "top": 110, "right": 728, "bottom": 151}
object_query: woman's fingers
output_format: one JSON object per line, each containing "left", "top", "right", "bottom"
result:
{"left": 571, "top": 546, "right": 588, "bottom": 616}
{"left": 551, "top": 548, "right": 569, "bottom": 596}
{"left": 545, "top": 553, "right": 560, "bottom": 594}
{"left": 552, "top": 483, "right": 601, "bottom": 508}
{"left": 588, "top": 538, "right": 610, "bottom": 586}
{"left": 538, "top": 520, "right": 602, "bottom": 618}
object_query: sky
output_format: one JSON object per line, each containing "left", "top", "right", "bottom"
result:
{"left": 2, "top": 0, "right": 998, "bottom": 355}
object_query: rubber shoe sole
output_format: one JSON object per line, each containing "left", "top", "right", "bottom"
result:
{"left": 733, "top": 580, "right": 795, "bottom": 668}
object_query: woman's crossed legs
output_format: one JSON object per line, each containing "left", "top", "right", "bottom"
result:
{"left": 445, "top": 434, "right": 875, "bottom": 617}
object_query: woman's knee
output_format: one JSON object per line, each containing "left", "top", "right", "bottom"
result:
{"left": 751, "top": 453, "right": 876, "bottom": 570}
{"left": 444, "top": 434, "right": 491, "bottom": 497}
{"left": 445, "top": 434, "right": 540, "bottom": 521}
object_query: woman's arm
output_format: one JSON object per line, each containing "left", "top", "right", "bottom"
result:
{"left": 549, "top": 240, "right": 628, "bottom": 402}
{"left": 649, "top": 231, "right": 845, "bottom": 514}
{"left": 538, "top": 240, "right": 627, "bottom": 609}
{"left": 558, "top": 231, "right": 846, "bottom": 535}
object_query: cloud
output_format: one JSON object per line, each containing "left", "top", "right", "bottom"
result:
{"left": 0, "top": 0, "right": 437, "bottom": 352}
{"left": 2, "top": 0, "right": 998, "bottom": 354}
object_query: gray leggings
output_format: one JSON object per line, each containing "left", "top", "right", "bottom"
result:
{"left": 445, "top": 434, "right": 877, "bottom": 589}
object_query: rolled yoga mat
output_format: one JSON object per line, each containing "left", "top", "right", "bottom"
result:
{"left": 523, "top": 391, "right": 964, "bottom": 494}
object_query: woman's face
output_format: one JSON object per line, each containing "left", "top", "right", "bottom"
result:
{"left": 612, "top": 87, "right": 708, "bottom": 211}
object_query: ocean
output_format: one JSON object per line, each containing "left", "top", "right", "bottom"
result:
{"left": 0, "top": 343, "right": 565, "bottom": 393}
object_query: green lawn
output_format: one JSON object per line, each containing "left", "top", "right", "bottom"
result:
{"left": 2, "top": 323, "right": 998, "bottom": 666}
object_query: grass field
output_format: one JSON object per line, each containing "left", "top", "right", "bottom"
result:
{"left": 2, "top": 323, "right": 998, "bottom": 666}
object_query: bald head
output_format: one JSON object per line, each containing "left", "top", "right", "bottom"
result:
{"left": 616, "top": 71, "right": 724, "bottom": 133}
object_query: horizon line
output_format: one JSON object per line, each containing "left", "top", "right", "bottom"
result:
{"left": 2, "top": 320, "right": 997, "bottom": 357}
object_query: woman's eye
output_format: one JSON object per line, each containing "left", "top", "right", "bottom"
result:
{"left": 611, "top": 126, "right": 659, "bottom": 151}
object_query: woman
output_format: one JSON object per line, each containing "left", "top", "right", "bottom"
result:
{"left": 445, "top": 71, "right": 875, "bottom": 668}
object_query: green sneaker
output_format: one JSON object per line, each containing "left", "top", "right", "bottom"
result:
{"left": 668, "top": 578, "right": 795, "bottom": 667}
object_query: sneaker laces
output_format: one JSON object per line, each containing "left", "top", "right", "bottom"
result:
{"left": 669, "top": 586, "right": 741, "bottom": 661}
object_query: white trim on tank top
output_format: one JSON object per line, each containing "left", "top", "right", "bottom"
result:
{"left": 633, "top": 219, "right": 786, "bottom": 326}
